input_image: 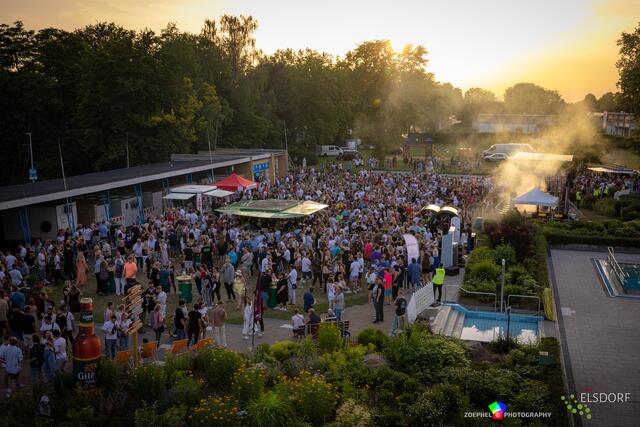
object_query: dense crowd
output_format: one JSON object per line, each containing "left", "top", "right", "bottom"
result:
{"left": 572, "top": 170, "right": 640, "bottom": 204}
{"left": 0, "top": 167, "right": 491, "bottom": 396}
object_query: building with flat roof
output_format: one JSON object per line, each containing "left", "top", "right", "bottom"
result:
{"left": 0, "top": 148, "right": 287, "bottom": 244}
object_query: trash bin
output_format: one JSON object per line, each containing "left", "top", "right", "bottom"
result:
{"left": 177, "top": 275, "right": 193, "bottom": 303}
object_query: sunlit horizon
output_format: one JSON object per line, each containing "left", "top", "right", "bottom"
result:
{"left": 3, "top": 0, "right": 639, "bottom": 102}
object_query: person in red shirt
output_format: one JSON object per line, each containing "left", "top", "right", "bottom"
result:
{"left": 383, "top": 268, "right": 393, "bottom": 305}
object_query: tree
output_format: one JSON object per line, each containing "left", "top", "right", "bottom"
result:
{"left": 503, "top": 82, "right": 565, "bottom": 114}
{"left": 617, "top": 22, "right": 640, "bottom": 114}
{"left": 460, "top": 87, "right": 502, "bottom": 126}
{"left": 582, "top": 93, "right": 598, "bottom": 111}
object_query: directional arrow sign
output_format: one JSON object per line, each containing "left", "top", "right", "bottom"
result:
{"left": 127, "top": 320, "right": 142, "bottom": 335}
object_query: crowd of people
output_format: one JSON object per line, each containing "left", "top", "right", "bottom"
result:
{"left": 572, "top": 170, "right": 640, "bottom": 205}
{"left": 0, "top": 165, "right": 491, "bottom": 396}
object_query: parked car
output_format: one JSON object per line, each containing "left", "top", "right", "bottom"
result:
{"left": 483, "top": 153, "right": 508, "bottom": 162}
{"left": 482, "top": 143, "right": 535, "bottom": 159}
{"left": 316, "top": 145, "right": 344, "bottom": 157}
{"left": 338, "top": 149, "right": 359, "bottom": 160}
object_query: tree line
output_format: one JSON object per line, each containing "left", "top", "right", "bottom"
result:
{"left": 1, "top": 17, "right": 637, "bottom": 183}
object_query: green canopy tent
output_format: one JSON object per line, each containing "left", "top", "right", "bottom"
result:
{"left": 216, "top": 199, "right": 328, "bottom": 219}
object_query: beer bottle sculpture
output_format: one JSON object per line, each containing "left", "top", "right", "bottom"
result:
{"left": 73, "top": 297, "right": 102, "bottom": 388}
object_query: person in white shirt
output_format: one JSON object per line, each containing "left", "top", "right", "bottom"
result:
{"left": 0, "top": 336, "right": 22, "bottom": 398}
{"left": 52, "top": 329, "right": 67, "bottom": 373}
{"left": 291, "top": 309, "right": 305, "bottom": 339}
{"left": 40, "top": 316, "right": 61, "bottom": 334}
{"left": 301, "top": 255, "right": 312, "bottom": 283}
{"left": 102, "top": 315, "right": 118, "bottom": 359}
{"left": 288, "top": 267, "right": 298, "bottom": 305}
{"left": 156, "top": 286, "right": 167, "bottom": 317}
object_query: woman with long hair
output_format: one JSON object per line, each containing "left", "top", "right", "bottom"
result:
{"left": 75, "top": 251, "right": 88, "bottom": 286}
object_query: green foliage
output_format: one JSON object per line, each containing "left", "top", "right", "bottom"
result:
{"left": 269, "top": 341, "right": 300, "bottom": 362}
{"left": 134, "top": 403, "right": 188, "bottom": 427}
{"left": 408, "top": 384, "right": 470, "bottom": 427}
{"left": 97, "top": 358, "right": 121, "bottom": 391}
{"left": 276, "top": 371, "right": 336, "bottom": 426}
{"left": 172, "top": 371, "right": 203, "bottom": 408}
{"left": 356, "top": 328, "right": 390, "bottom": 351}
{"left": 384, "top": 325, "right": 470, "bottom": 383}
{"left": 129, "top": 364, "right": 167, "bottom": 403}
{"left": 494, "top": 243, "right": 516, "bottom": 266}
{"left": 193, "top": 347, "right": 243, "bottom": 390}
{"left": 163, "top": 352, "right": 193, "bottom": 385}
{"left": 255, "top": 343, "right": 277, "bottom": 365}
{"left": 61, "top": 406, "right": 94, "bottom": 427}
{"left": 468, "top": 246, "right": 495, "bottom": 263}
{"left": 617, "top": 23, "right": 640, "bottom": 112}
{"left": 464, "top": 259, "right": 501, "bottom": 283}
{"left": 231, "top": 364, "right": 266, "bottom": 405}
{"left": 247, "top": 391, "right": 295, "bottom": 427}
{"left": 189, "top": 396, "right": 240, "bottom": 427}
{"left": 542, "top": 288, "right": 555, "bottom": 320}
{"left": 327, "top": 399, "right": 374, "bottom": 427}
{"left": 318, "top": 322, "right": 343, "bottom": 353}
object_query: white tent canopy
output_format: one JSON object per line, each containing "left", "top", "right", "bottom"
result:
{"left": 512, "top": 187, "right": 559, "bottom": 207}
{"left": 204, "top": 189, "right": 234, "bottom": 198}
{"left": 163, "top": 193, "right": 194, "bottom": 200}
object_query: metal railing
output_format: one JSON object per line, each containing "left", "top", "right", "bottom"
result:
{"left": 459, "top": 287, "right": 497, "bottom": 312}
{"left": 607, "top": 247, "right": 628, "bottom": 287}
{"left": 507, "top": 294, "right": 541, "bottom": 315}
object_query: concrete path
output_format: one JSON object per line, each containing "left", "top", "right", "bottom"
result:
{"left": 550, "top": 249, "right": 640, "bottom": 427}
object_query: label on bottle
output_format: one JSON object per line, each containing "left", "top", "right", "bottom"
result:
{"left": 73, "top": 357, "right": 100, "bottom": 388}
{"left": 79, "top": 310, "right": 94, "bottom": 324}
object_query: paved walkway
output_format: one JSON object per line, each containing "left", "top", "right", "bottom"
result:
{"left": 550, "top": 249, "right": 640, "bottom": 427}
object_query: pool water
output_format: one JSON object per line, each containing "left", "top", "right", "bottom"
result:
{"left": 620, "top": 263, "right": 640, "bottom": 290}
{"left": 448, "top": 304, "right": 542, "bottom": 344}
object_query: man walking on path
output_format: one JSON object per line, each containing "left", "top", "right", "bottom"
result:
{"left": 389, "top": 289, "right": 408, "bottom": 336}
{"left": 211, "top": 301, "right": 227, "bottom": 348}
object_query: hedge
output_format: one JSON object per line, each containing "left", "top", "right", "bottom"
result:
{"left": 542, "top": 230, "right": 640, "bottom": 247}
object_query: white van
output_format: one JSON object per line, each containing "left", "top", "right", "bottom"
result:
{"left": 482, "top": 143, "right": 535, "bottom": 159}
{"left": 316, "top": 145, "right": 344, "bottom": 157}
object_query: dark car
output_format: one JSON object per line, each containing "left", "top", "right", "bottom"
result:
{"left": 338, "top": 150, "right": 359, "bottom": 160}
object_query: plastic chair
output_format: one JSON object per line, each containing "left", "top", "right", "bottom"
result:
{"left": 141, "top": 341, "right": 158, "bottom": 362}
{"left": 190, "top": 338, "right": 214, "bottom": 351}
{"left": 169, "top": 339, "right": 188, "bottom": 354}
{"left": 115, "top": 350, "right": 132, "bottom": 366}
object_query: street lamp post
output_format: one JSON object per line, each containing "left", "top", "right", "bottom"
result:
{"left": 26, "top": 133, "right": 36, "bottom": 183}
{"left": 500, "top": 258, "right": 505, "bottom": 312}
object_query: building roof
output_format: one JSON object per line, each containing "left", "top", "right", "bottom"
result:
{"left": 216, "top": 199, "right": 328, "bottom": 219}
{"left": 0, "top": 156, "right": 240, "bottom": 211}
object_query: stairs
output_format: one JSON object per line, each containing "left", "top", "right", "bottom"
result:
{"left": 431, "top": 306, "right": 466, "bottom": 338}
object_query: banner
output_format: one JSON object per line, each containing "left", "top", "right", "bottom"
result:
{"left": 403, "top": 233, "right": 420, "bottom": 264}
{"left": 407, "top": 282, "right": 435, "bottom": 324}
{"left": 196, "top": 193, "right": 203, "bottom": 212}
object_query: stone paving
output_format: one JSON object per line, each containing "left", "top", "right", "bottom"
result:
{"left": 550, "top": 249, "right": 640, "bottom": 427}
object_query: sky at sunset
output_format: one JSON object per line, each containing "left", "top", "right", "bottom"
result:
{"left": 3, "top": 0, "right": 639, "bottom": 102}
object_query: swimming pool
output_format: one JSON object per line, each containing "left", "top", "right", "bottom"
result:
{"left": 619, "top": 263, "right": 640, "bottom": 289}
{"left": 438, "top": 304, "right": 543, "bottom": 344}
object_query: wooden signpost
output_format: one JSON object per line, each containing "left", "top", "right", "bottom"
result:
{"left": 122, "top": 284, "right": 144, "bottom": 367}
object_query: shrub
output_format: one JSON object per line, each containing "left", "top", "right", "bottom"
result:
{"left": 269, "top": 341, "right": 300, "bottom": 362}
{"left": 98, "top": 358, "right": 120, "bottom": 391}
{"left": 485, "top": 220, "right": 535, "bottom": 261}
{"left": 409, "top": 384, "right": 470, "bottom": 427}
{"left": 543, "top": 288, "right": 555, "bottom": 320}
{"left": 318, "top": 323, "right": 343, "bottom": 353}
{"left": 172, "top": 371, "right": 203, "bottom": 408}
{"left": 247, "top": 391, "right": 295, "bottom": 427}
{"left": 189, "top": 396, "right": 240, "bottom": 427}
{"left": 232, "top": 364, "right": 266, "bottom": 405}
{"left": 327, "top": 399, "right": 374, "bottom": 427}
{"left": 594, "top": 198, "right": 616, "bottom": 217}
{"left": 129, "top": 364, "right": 167, "bottom": 403}
{"left": 465, "top": 260, "right": 501, "bottom": 283}
{"left": 193, "top": 347, "right": 243, "bottom": 389}
{"left": 255, "top": 343, "right": 277, "bottom": 365}
{"left": 134, "top": 403, "right": 188, "bottom": 427}
{"left": 446, "top": 366, "right": 519, "bottom": 407}
{"left": 493, "top": 244, "right": 516, "bottom": 266}
{"left": 163, "top": 352, "right": 193, "bottom": 385}
{"left": 356, "top": 328, "right": 390, "bottom": 351}
{"left": 384, "top": 325, "right": 470, "bottom": 384}
{"left": 277, "top": 371, "right": 336, "bottom": 426}
{"left": 468, "top": 246, "right": 495, "bottom": 263}
{"left": 62, "top": 406, "right": 94, "bottom": 427}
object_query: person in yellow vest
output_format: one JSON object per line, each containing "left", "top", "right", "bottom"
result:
{"left": 432, "top": 263, "right": 445, "bottom": 304}
{"left": 575, "top": 190, "right": 582, "bottom": 207}
{"left": 603, "top": 186, "right": 609, "bottom": 197}
{"left": 593, "top": 187, "right": 600, "bottom": 198}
